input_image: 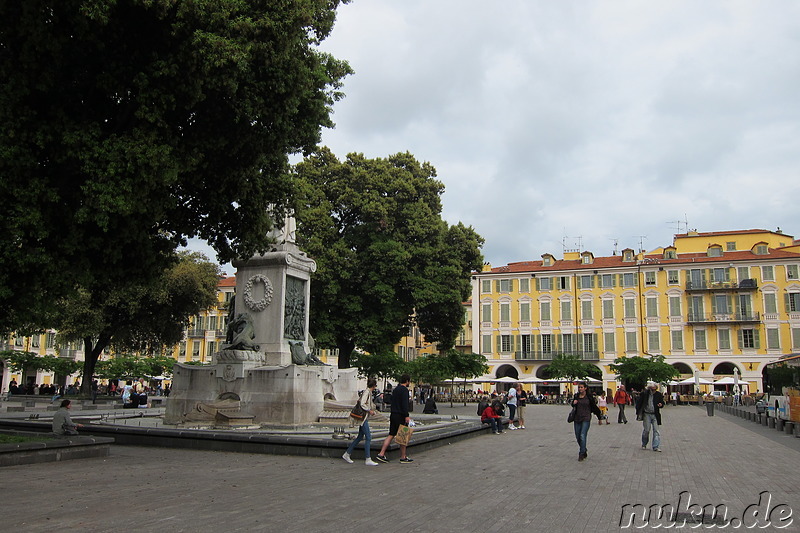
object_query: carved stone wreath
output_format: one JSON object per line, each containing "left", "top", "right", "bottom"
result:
{"left": 243, "top": 274, "right": 273, "bottom": 312}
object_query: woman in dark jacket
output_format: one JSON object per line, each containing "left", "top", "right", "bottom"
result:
{"left": 571, "top": 382, "right": 603, "bottom": 461}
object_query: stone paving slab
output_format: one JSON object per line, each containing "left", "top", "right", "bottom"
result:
{"left": 2, "top": 404, "right": 799, "bottom": 532}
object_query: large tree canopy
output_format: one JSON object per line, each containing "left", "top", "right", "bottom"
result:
{"left": 56, "top": 250, "right": 221, "bottom": 392}
{"left": 0, "top": 0, "right": 351, "bottom": 330}
{"left": 293, "top": 148, "right": 484, "bottom": 367}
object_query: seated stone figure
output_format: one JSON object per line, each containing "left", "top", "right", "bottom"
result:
{"left": 224, "top": 313, "right": 259, "bottom": 351}
{"left": 289, "top": 341, "right": 325, "bottom": 366}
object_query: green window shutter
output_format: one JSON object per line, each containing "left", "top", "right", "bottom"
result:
{"left": 534, "top": 334, "right": 541, "bottom": 352}
{"left": 510, "top": 279, "right": 515, "bottom": 292}
{"left": 535, "top": 278, "right": 540, "bottom": 291}
{"left": 592, "top": 333, "right": 598, "bottom": 353}
{"left": 565, "top": 277, "right": 570, "bottom": 290}
{"left": 515, "top": 334, "right": 520, "bottom": 352}
{"left": 786, "top": 293, "right": 791, "bottom": 313}
{"left": 711, "top": 296, "right": 718, "bottom": 315}
{"left": 754, "top": 330, "right": 761, "bottom": 349}
{"left": 576, "top": 276, "right": 582, "bottom": 289}
{"left": 495, "top": 280, "right": 500, "bottom": 292}
{"left": 496, "top": 335, "right": 501, "bottom": 353}
{"left": 737, "top": 329, "right": 743, "bottom": 350}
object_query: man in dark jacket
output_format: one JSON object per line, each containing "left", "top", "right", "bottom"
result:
{"left": 636, "top": 381, "right": 665, "bottom": 452}
{"left": 376, "top": 374, "right": 413, "bottom": 464}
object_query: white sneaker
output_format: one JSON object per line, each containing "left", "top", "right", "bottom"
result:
{"left": 508, "top": 425, "right": 517, "bottom": 430}
{"left": 520, "top": 425, "right": 526, "bottom": 429}
{"left": 342, "top": 452, "right": 353, "bottom": 464}
{"left": 365, "top": 458, "right": 379, "bottom": 466}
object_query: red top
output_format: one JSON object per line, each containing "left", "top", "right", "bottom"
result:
{"left": 481, "top": 406, "right": 500, "bottom": 421}
{"left": 614, "top": 390, "right": 630, "bottom": 405}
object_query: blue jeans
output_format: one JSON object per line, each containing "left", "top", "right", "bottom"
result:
{"left": 573, "top": 420, "right": 590, "bottom": 455}
{"left": 346, "top": 421, "right": 372, "bottom": 459}
{"left": 507, "top": 404, "right": 517, "bottom": 422}
{"left": 641, "top": 413, "right": 661, "bottom": 449}
{"left": 483, "top": 418, "right": 501, "bottom": 433}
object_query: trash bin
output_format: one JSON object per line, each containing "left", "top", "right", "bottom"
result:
{"left": 706, "top": 401, "right": 715, "bottom": 416}
{"left": 755, "top": 400, "right": 766, "bottom": 415}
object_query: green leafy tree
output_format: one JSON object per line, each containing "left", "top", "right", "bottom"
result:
{"left": 56, "top": 251, "right": 220, "bottom": 393}
{"left": 443, "top": 350, "right": 488, "bottom": 406}
{"left": 610, "top": 354, "right": 679, "bottom": 391}
{"left": 1, "top": 350, "right": 82, "bottom": 387}
{"left": 293, "top": 148, "right": 483, "bottom": 367}
{"left": 0, "top": 0, "right": 352, "bottom": 331}
{"left": 406, "top": 354, "right": 450, "bottom": 388}
{"left": 547, "top": 354, "right": 600, "bottom": 382}
{"left": 351, "top": 350, "right": 405, "bottom": 391}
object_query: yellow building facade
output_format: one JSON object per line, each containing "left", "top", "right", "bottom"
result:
{"left": 470, "top": 229, "right": 800, "bottom": 393}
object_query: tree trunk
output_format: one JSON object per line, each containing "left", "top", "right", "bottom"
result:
{"left": 80, "top": 334, "right": 111, "bottom": 395}
{"left": 337, "top": 339, "right": 356, "bottom": 368}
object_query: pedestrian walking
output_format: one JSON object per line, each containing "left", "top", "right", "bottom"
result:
{"left": 614, "top": 385, "right": 630, "bottom": 424}
{"left": 571, "top": 382, "right": 603, "bottom": 461}
{"left": 506, "top": 384, "right": 518, "bottom": 430}
{"left": 343, "top": 379, "right": 379, "bottom": 466}
{"left": 597, "top": 392, "right": 610, "bottom": 424}
{"left": 636, "top": 381, "right": 665, "bottom": 452}
{"left": 376, "top": 374, "right": 413, "bottom": 464}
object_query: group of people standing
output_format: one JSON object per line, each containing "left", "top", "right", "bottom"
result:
{"left": 570, "top": 381, "right": 664, "bottom": 461}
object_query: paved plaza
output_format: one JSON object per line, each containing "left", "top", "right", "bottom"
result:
{"left": 3, "top": 403, "right": 799, "bottom": 532}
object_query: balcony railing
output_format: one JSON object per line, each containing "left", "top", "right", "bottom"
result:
{"left": 686, "top": 312, "right": 761, "bottom": 324}
{"left": 187, "top": 328, "right": 206, "bottom": 337}
{"left": 685, "top": 279, "right": 758, "bottom": 292}
{"left": 515, "top": 350, "right": 599, "bottom": 361}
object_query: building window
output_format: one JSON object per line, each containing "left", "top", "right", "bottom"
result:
{"left": 648, "top": 331, "right": 660, "bottom": 351}
{"left": 520, "top": 334, "right": 531, "bottom": 355}
{"left": 646, "top": 297, "right": 658, "bottom": 318}
{"left": 624, "top": 298, "right": 636, "bottom": 318}
{"left": 519, "top": 278, "right": 530, "bottom": 292}
{"left": 482, "top": 304, "right": 492, "bottom": 322}
{"left": 481, "top": 280, "right": 492, "bottom": 293}
{"left": 669, "top": 296, "right": 681, "bottom": 317}
{"left": 788, "top": 265, "right": 800, "bottom": 280}
{"left": 764, "top": 293, "right": 777, "bottom": 314}
{"left": 739, "top": 328, "right": 759, "bottom": 349}
{"left": 582, "top": 333, "right": 596, "bottom": 353}
{"left": 192, "top": 342, "right": 201, "bottom": 360}
{"left": 500, "top": 302, "right": 510, "bottom": 322}
{"left": 761, "top": 266, "right": 774, "bottom": 282}
{"left": 540, "top": 301, "right": 551, "bottom": 321}
{"left": 541, "top": 334, "right": 552, "bottom": 354}
{"left": 667, "top": 270, "right": 679, "bottom": 285}
{"left": 737, "top": 266, "right": 750, "bottom": 282}
{"left": 482, "top": 335, "right": 492, "bottom": 354}
{"left": 542, "top": 255, "right": 552, "bottom": 266}
{"left": 694, "top": 330, "right": 707, "bottom": 351}
{"left": 581, "top": 300, "right": 593, "bottom": 320}
{"left": 754, "top": 244, "right": 769, "bottom": 255}
{"left": 498, "top": 279, "right": 512, "bottom": 292}
{"left": 31, "top": 335, "right": 40, "bottom": 348}
{"left": 582, "top": 255, "right": 592, "bottom": 264}
{"left": 622, "top": 273, "right": 636, "bottom": 288}
{"left": 645, "top": 271, "right": 656, "bottom": 286}
{"left": 604, "top": 332, "right": 615, "bottom": 352}
{"left": 208, "top": 315, "right": 218, "bottom": 331}
{"left": 578, "top": 275, "right": 594, "bottom": 289}
{"left": 726, "top": 241, "right": 736, "bottom": 251}
{"left": 601, "top": 274, "right": 615, "bottom": 288}
{"left": 671, "top": 330, "right": 683, "bottom": 351}
{"left": 500, "top": 335, "right": 512, "bottom": 353}
{"left": 711, "top": 268, "right": 730, "bottom": 283}
{"left": 707, "top": 246, "right": 723, "bottom": 257}
{"left": 561, "top": 334, "right": 574, "bottom": 353}
{"left": 560, "top": 300, "right": 572, "bottom": 321}
{"left": 538, "top": 277, "right": 552, "bottom": 291}
{"left": 602, "top": 299, "right": 614, "bottom": 319}
{"left": 520, "top": 302, "right": 530, "bottom": 322}
{"left": 787, "top": 292, "right": 800, "bottom": 312}
{"left": 46, "top": 332, "right": 56, "bottom": 349}
{"left": 207, "top": 341, "right": 216, "bottom": 356}
{"left": 793, "top": 328, "right": 800, "bottom": 350}
{"left": 179, "top": 342, "right": 187, "bottom": 360}
{"left": 664, "top": 249, "right": 677, "bottom": 259}
{"left": 718, "top": 329, "right": 731, "bottom": 350}
{"left": 556, "top": 276, "right": 570, "bottom": 290}
{"left": 767, "top": 329, "right": 780, "bottom": 350}
{"left": 625, "top": 331, "right": 637, "bottom": 353}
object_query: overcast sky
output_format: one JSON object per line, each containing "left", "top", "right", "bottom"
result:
{"left": 199, "top": 1, "right": 800, "bottom": 274}
{"left": 315, "top": 0, "right": 800, "bottom": 265}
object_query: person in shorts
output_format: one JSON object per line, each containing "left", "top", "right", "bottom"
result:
{"left": 376, "top": 374, "right": 413, "bottom": 464}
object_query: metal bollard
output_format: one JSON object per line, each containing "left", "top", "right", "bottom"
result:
{"left": 706, "top": 401, "right": 714, "bottom": 416}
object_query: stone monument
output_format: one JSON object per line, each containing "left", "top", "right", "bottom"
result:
{"left": 164, "top": 213, "right": 358, "bottom": 426}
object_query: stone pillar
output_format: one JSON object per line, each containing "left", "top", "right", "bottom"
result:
{"left": 232, "top": 243, "right": 316, "bottom": 367}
